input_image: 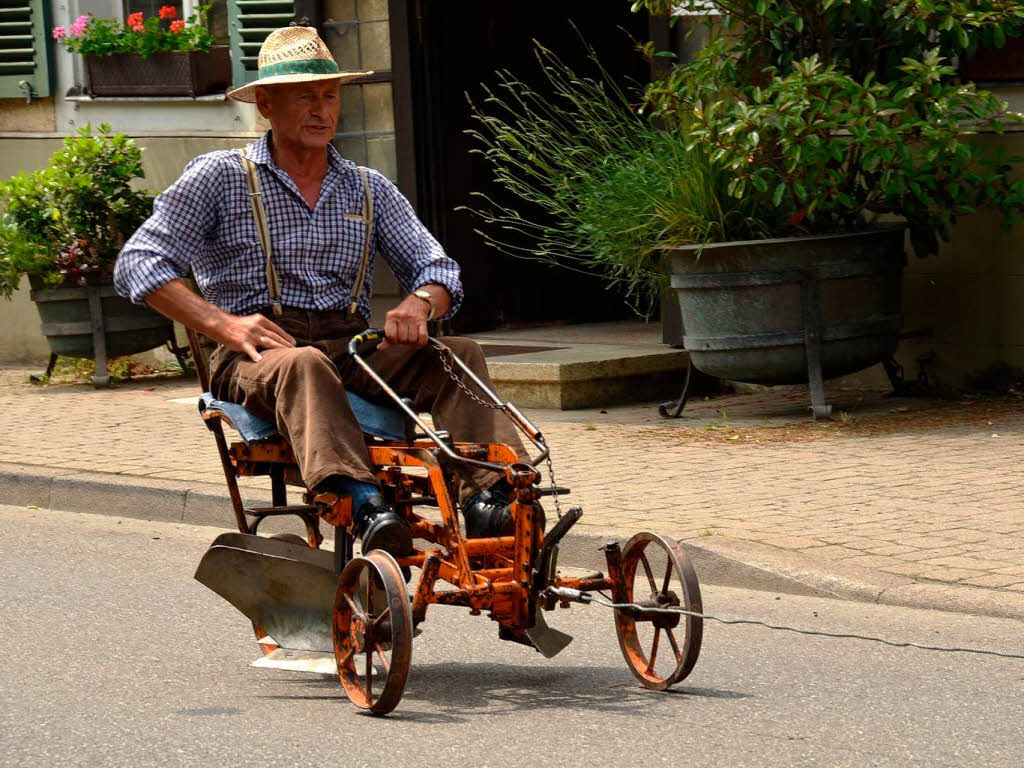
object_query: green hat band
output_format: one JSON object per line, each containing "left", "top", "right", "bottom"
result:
{"left": 258, "top": 58, "right": 341, "bottom": 79}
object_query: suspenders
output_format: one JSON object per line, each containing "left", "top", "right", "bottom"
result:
{"left": 239, "top": 145, "right": 373, "bottom": 317}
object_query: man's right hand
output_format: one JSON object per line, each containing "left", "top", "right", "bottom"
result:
{"left": 142, "top": 280, "right": 297, "bottom": 363}
{"left": 214, "top": 313, "right": 297, "bottom": 362}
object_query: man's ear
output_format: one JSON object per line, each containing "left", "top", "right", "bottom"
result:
{"left": 255, "top": 86, "right": 273, "bottom": 120}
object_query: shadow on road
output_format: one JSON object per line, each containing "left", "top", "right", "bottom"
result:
{"left": 258, "top": 662, "right": 751, "bottom": 722}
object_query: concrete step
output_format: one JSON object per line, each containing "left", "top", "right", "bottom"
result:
{"left": 468, "top": 321, "right": 688, "bottom": 410}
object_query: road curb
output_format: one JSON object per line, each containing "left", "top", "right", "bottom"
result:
{"left": 3, "top": 461, "right": 1021, "bottom": 622}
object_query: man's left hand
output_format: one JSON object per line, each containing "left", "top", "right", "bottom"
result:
{"left": 380, "top": 294, "right": 430, "bottom": 350}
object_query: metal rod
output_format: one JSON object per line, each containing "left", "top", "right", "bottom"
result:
{"left": 348, "top": 331, "right": 550, "bottom": 470}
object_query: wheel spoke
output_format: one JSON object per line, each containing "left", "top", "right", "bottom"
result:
{"left": 645, "top": 627, "right": 661, "bottom": 674}
{"left": 661, "top": 559, "right": 673, "bottom": 596}
{"left": 639, "top": 552, "right": 657, "bottom": 595}
{"left": 666, "top": 628, "right": 683, "bottom": 663}
{"left": 338, "top": 647, "right": 355, "bottom": 668}
{"left": 372, "top": 606, "right": 391, "bottom": 627}
{"left": 375, "top": 643, "right": 391, "bottom": 673}
{"left": 365, "top": 650, "right": 373, "bottom": 700}
{"left": 342, "top": 593, "right": 360, "bottom": 616}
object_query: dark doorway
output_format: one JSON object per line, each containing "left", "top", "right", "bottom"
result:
{"left": 390, "top": 2, "right": 652, "bottom": 332}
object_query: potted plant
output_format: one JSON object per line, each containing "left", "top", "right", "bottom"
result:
{"left": 467, "top": 1, "right": 1024, "bottom": 415}
{"left": 54, "top": 6, "right": 229, "bottom": 97}
{"left": 0, "top": 124, "right": 181, "bottom": 387}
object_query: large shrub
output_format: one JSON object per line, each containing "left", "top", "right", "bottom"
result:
{"left": 0, "top": 124, "right": 153, "bottom": 298}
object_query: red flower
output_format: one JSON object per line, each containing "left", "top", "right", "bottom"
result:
{"left": 170, "top": 19, "right": 185, "bottom": 33}
{"left": 126, "top": 11, "right": 143, "bottom": 28}
{"left": 158, "top": 5, "right": 176, "bottom": 19}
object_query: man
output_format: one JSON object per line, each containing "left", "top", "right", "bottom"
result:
{"left": 114, "top": 26, "right": 526, "bottom": 557}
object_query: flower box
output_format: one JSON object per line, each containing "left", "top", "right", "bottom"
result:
{"left": 85, "top": 46, "right": 230, "bottom": 97}
{"left": 961, "top": 37, "right": 1024, "bottom": 82}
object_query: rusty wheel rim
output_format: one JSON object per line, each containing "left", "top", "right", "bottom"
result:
{"left": 333, "top": 551, "right": 413, "bottom": 715}
{"left": 613, "top": 532, "right": 702, "bottom": 690}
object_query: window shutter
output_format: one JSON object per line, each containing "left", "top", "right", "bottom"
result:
{"left": 0, "top": 0, "right": 52, "bottom": 99}
{"left": 227, "top": 0, "right": 296, "bottom": 88}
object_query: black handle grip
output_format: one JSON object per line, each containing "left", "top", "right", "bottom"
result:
{"left": 348, "top": 328, "right": 386, "bottom": 357}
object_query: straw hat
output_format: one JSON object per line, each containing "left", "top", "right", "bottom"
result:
{"left": 227, "top": 26, "right": 372, "bottom": 103}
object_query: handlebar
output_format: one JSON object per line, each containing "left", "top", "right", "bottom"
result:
{"left": 346, "top": 328, "right": 550, "bottom": 471}
{"left": 348, "top": 328, "right": 386, "bottom": 357}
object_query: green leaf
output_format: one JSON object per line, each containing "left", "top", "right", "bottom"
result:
{"left": 773, "top": 182, "right": 786, "bottom": 207}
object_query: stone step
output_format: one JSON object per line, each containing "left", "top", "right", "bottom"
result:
{"left": 468, "top": 322, "right": 688, "bottom": 410}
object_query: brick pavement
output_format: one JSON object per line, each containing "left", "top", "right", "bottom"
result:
{"left": 1, "top": 366, "right": 1021, "bottom": 596}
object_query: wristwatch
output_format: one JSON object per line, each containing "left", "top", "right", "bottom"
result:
{"left": 412, "top": 289, "right": 437, "bottom": 321}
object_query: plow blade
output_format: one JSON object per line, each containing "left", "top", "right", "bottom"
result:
{"left": 195, "top": 534, "right": 336, "bottom": 653}
{"left": 525, "top": 607, "right": 573, "bottom": 658}
{"left": 251, "top": 648, "right": 337, "bottom": 676}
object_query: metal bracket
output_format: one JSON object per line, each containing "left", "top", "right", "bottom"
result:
{"left": 800, "top": 274, "right": 832, "bottom": 420}
{"left": 86, "top": 286, "right": 111, "bottom": 388}
{"left": 659, "top": 358, "right": 695, "bottom": 419}
{"left": 18, "top": 80, "right": 32, "bottom": 104}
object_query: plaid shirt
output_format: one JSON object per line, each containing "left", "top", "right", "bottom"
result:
{"left": 114, "top": 131, "right": 462, "bottom": 321}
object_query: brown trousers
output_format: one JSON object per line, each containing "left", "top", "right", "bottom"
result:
{"left": 209, "top": 308, "right": 527, "bottom": 504}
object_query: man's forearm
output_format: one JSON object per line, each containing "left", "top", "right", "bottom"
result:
{"left": 143, "top": 279, "right": 230, "bottom": 339}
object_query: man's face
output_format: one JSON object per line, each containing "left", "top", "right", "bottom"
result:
{"left": 256, "top": 80, "right": 341, "bottom": 151}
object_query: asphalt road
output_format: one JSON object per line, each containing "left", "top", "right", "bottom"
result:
{"left": 1, "top": 504, "right": 1022, "bottom": 768}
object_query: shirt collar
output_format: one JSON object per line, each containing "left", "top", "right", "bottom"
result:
{"left": 249, "top": 130, "right": 353, "bottom": 174}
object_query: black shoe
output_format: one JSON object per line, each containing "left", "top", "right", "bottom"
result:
{"left": 462, "top": 486, "right": 514, "bottom": 539}
{"left": 357, "top": 497, "right": 413, "bottom": 557}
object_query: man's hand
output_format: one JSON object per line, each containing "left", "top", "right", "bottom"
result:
{"left": 380, "top": 294, "right": 430, "bottom": 350}
{"left": 141, "top": 280, "right": 297, "bottom": 364}
{"left": 214, "top": 313, "right": 297, "bottom": 362}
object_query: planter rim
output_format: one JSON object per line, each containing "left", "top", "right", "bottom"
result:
{"left": 661, "top": 225, "right": 906, "bottom": 254}
{"left": 84, "top": 45, "right": 229, "bottom": 59}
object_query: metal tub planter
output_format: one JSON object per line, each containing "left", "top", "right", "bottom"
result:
{"left": 662, "top": 228, "right": 906, "bottom": 418}
{"left": 29, "top": 277, "right": 187, "bottom": 387}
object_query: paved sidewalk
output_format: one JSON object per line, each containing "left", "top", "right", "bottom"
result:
{"left": 1, "top": 364, "right": 1022, "bottom": 619}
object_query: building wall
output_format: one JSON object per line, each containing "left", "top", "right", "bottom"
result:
{"left": 899, "top": 136, "right": 1024, "bottom": 390}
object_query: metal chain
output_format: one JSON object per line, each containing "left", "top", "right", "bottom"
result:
{"left": 578, "top": 593, "right": 1024, "bottom": 660}
{"left": 436, "top": 342, "right": 563, "bottom": 515}
{"left": 544, "top": 454, "right": 563, "bottom": 519}
{"left": 436, "top": 343, "right": 505, "bottom": 410}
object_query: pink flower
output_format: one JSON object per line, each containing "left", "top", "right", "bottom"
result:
{"left": 130, "top": 23, "right": 144, "bottom": 31}
{"left": 69, "top": 19, "right": 88, "bottom": 36}
{"left": 169, "top": 19, "right": 185, "bottom": 33}
{"left": 75, "top": 14, "right": 89, "bottom": 25}
{"left": 52, "top": 26, "right": 66, "bottom": 39}
{"left": 158, "top": 5, "right": 176, "bottom": 20}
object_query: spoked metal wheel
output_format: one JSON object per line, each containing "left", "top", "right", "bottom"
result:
{"left": 613, "top": 532, "right": 702, "bottom": 690}
{"left": 333, "top": 550, "right": 412, "bottom": 715}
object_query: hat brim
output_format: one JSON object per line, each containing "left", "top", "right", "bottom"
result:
{"left": 227, "top": 70, "right": 374, "bottom": 103}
